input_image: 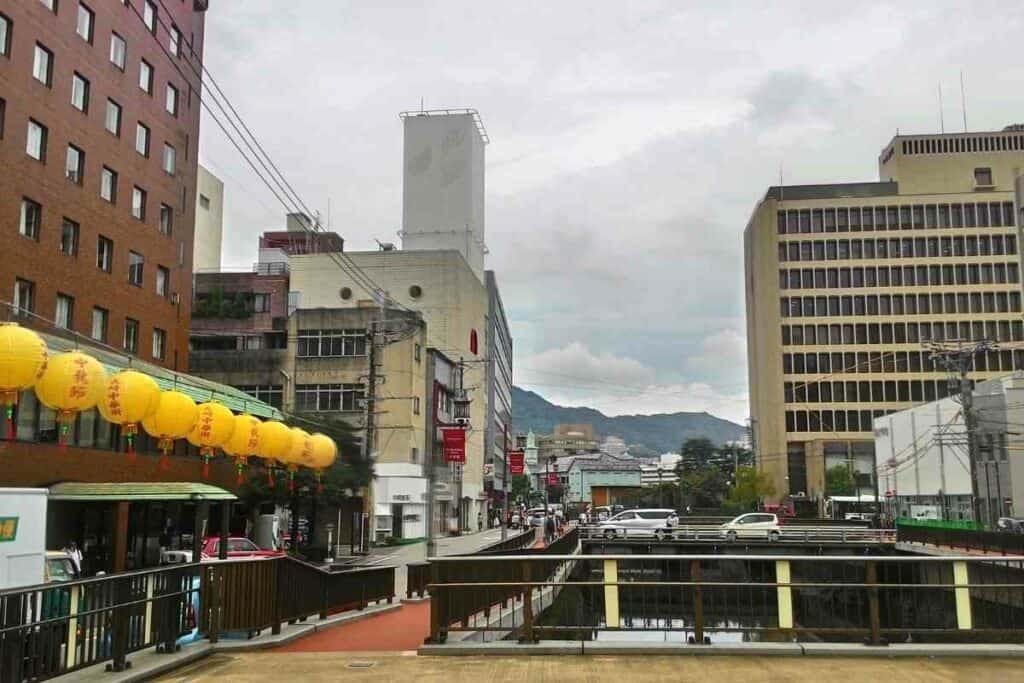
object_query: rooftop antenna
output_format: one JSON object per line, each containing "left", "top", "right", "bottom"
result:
{"left": 960, "top": 70, "right": 968, "bottom": 132}
{"left": 938, "top": 83, "right": 945, "bottom": 134}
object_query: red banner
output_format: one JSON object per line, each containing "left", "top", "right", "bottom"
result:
{"left": 442, "top": 428, "right": 466, "bottom": 463}
{"left": 508, "top": 450, "right": 525, "bottom": 475}
{"left": 547, "top": 471, "right": 559, "bottom": 486}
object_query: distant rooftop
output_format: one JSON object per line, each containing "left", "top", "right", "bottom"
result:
{"left": 398, "top": 108, "right": 489, "bottom": 145}
{"left": 765, "top": 181, "right": 899, "bottom": 202}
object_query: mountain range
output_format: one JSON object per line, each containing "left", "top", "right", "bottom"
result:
{"left": 511, "top": 386, "right": 746, "bottom": 454}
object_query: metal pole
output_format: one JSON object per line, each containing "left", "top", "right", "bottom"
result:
{"left": 961, "top": 370, "right": 982, "bottom": 526}
{"left": 425, "top": 361, "right": 437, "bottom": 559}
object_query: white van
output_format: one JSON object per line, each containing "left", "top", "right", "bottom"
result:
{"left": 719, "top": 513, "right": 781, "bottom": 542}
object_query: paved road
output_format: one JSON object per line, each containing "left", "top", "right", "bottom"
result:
{"left": 359, "top": 527, "right": 530, "bottom": 597}
{"left": 156, "top": 652, "right": 1021, "bottom": 682}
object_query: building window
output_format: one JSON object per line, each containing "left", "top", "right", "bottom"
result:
{"left": 253, "top": 293, "right": 270, "bottom": 312}
{"left": 0, "top": 13, "right": 10, "bottom": 58}
{"left": 60, "top": 218, "right": 79, "bottom": 256}
{"left": 65, "top": 144, "right": 84, "bottom": 184}
{"left": 975, "top": 167, "right": 993, "bottom": 186}
{"left": 296, "top": 329, "right": 368, "bottom": 357}
{"left": 100, "top": 166, "right": 117, "bottom": 203}
{"left": 55, "top": 293, "right": 74, "bottom": 329}
{"left": 169, "top": 24, "right": 181, "bottom": 56}
{"left": 105, "top": 99, "right": 122, "bottom": 135}
{"left": 412, "top": 396, "right": 420, "bottom": 415}
{"left": 39, "top": 0, "right": 57, "bottom": 12}
{"left": 76, "top": 3, "right": 94, "bottom": 43}
{"left": 294, "top": 384, "right": 365, "bottom": 412}
{"left": 165, "top": 83, "right": 179, "bottom": 116}
{"left": 71, "top": 72, "right": 90, "bottom": 112}
{"left": 199, "top": 194, "right": 210, "bottom": 210}
{"left": 143, "top": 1, "right": 157, "bottom": 34}
{"left": 20, "top": 198, "right": 41, "bottom": 240}
{"left": 96, "top": 235, "right": 113, "bottom": 272}
{"left": 159, "top": 204, "right": 173, "bottom": 236}
{"left": 156, "top": 265, "right": 169, "bottom": 297}
{"left": 131, "top": 186, "right": 146, "bottom": 220}
{"left": 91, "top": 307, "right": 108, "bottom": 342}
{"left": 33, "top": 43, "right": 53, "bottom": 86}
{"left": 13, "top": 279, "right": 35, "bottom": 317}
{"left": 128, "top": 251, "right": 143, "bottom": 286}
{"left": 414, "top": 343, "right": 421, "bottom": 362}
{"left": 0, "top": 97, "right": 4, "bottom": 139}
{"left": 138, "top": 59, "right": 153, "bottom": 94}
{"left": 135, "top": 122, "right": 150, "bottom": 156}
{"left": 234, "top": 385, "right": 283, "bottom": 409}
{"left": 26, "top": 120, "right": 47, "bottom": 161}
{"left": 110, "top": 32, "right": 126, "bottom": 70}
{"left": 162, "top": 143, "right": 176, "bottom": 174}
{"left": 152, "top": 328, "right": 166, "bottom": 360}
{"left": 123, "top": 318, "right": 139, "bottom": 353}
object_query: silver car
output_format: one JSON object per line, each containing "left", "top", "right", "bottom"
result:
{"left": 598, "top": 509, "right": 677, "bottom": 540}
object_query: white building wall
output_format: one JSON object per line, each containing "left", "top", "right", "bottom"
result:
{"left": 193, "top": 165, "right": 224, "bottom": 272}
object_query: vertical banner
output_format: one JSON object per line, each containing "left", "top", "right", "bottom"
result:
{"left": 442, "top": 427, "right": 466, "bottom": 463}
{"left": 508, "top": 450, "right": 525, "bottom": 475}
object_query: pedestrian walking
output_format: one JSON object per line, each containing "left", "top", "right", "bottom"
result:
{"left": 477, "top": 512, "right": 483, "bottom": 532}
{"left": 544, "top": 514, "right": 556, "bottom": 545}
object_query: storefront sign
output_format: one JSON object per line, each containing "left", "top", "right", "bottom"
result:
{"left": 442, "top": 428, "right": 466, "bottom": 463}
{"left": 0, "top": 517, "right": 18, "bottom": 542}
{"left": 509, "top": 450, "right": 525, "bottom": 475}
{"left": 547, "top": 471, "right": 559, "bottom": 486}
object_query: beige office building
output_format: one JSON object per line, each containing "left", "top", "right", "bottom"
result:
{"left": 745, "top": 127, "right": 1024, "bottom": 507}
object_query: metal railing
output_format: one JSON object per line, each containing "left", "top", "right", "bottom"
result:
{"left": 898, "top": 525, "right": 1024, "bottom": 556}
{"left": 0, "top": 563, "right": 199, "bottom": 681}
{"left": 407, "top": 528, "right": 541, "bottom": 600}
{"left": 425, "top": 552, "right": 1024, "bottom": 645}
{"left": 578, "top": 525, "right": 895, "bottom": 544}
{"left": 473, "top": 528, "right": 538, "bottom": 555}
{"left": 0, "top": 557, "right": 395, "bottom": 681}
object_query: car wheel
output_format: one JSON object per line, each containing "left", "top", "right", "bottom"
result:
{"left": 604, "top": 529, "right": 617, "bottom": 540}
{"left": 768, "top": 530, "right": 780, "bottom": 542}
{"left": 726, "top": 531, "right": 737, "bottom": 543}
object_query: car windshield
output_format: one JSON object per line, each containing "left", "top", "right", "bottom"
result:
{"left": 46, "top": 558, "right": 76, "bottom": 582}
{"left": 228, "top": 539, "right": 259, "bottom": 552}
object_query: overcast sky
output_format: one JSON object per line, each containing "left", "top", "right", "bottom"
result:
{"left": 200, "top": 1, "right": 1024, "bottom": 424}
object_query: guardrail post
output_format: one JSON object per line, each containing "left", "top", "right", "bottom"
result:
{"left": 320, "top": 570, "right": 329, "bottom": 620}
{"left": 520, "top": 560, "right": 536, "bottom": 643}
{"left": 690, "top": 559, "right": 705, "bottom": 645}
{"left": 603, "top": 559, "right": 619, "bottom": 630}
{"left": 953, "top": 560, "right": 973, "bottom": 630}
{"left": 425, "top": 562, "right": 445, "bottom": 644}
{"left": 208, "top": 567, "right": 222, "bottom": 644}
{"left": 108, "top": 578, "right": 130, "bottom": 672}
{"left": 866, "top": 561, "right": 882, "bottom": 646}
{"left": 65, "top": 585, "right": 80, "bottom": 670}
{"left": 775, "top": 560, "right": 793, "bottom": 632}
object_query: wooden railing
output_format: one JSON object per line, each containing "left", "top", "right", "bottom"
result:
{"left": 0, "top": 556, "right": 395, "bottom": 681}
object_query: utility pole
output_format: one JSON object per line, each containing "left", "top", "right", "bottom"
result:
{"left": 360, "top": 321, "right": 379, "bottom": 552}
{"left": 501, "top": 423, "right": 509, "bottom": 540}
{"left": 425, "top": 354, "right": 437, "bottom": 559}
{"left": 928, "top": 340, "right": 994, "bottom": 526}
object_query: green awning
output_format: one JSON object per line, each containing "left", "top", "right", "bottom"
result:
{"left": 42, "top": 332, "right": 284, "bottom": 420}
{"left": 48, "top": 482, "right": 237, "bottom": 502}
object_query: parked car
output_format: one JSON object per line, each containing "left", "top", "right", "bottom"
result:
{"left": 719, "top": 513, "right": 781, "bottom": 542}
{"left": 598, "top": 509, "right": 677, "bottom": 539}
{"left": 43, "top": 550, "right": 80, "bottom": 583}
{"left": 161, "top": 537, "right": 283, "bottom": 564}
{"left": 529, "top": 511, "right": 546, "bottom": 528}
{"left": 996, "top": 517, "right": 1024, "bottom": 533}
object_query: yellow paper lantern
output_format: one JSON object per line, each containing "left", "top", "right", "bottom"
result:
{"left": 142, "top": 390, "right": 198, "bottom": 468}
{"left": 283, "top": 428, "right": 315, "bottom": 492}
{"left": 0, "top": 323, "right": 48, "bottom": 439}
{"left": 186, "top": 402, "right": 236, "bottom": 479}
{"left": 34, "top": 351, "right": 107, "bottom": 446}
{"left": 98, "top": 370, "right": 161, "bottom": 457}
{"left": 222, "top": 414, "right": 262, "bottom": 484}
{"left": 257, "top": 420, "right": 292, "bottom": 489}
{"left": 309, "top": 432, "right": 338, "bottom": 492}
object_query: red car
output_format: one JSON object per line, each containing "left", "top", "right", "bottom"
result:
{"left": 200, "top": 537, "right": 283, "bottom": 560}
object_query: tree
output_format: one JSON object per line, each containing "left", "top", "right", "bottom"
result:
{"left": 725, "top": 466, "right": 776, "bottom": 511}
{"left": 825, "top": 464, "right": 855, "bottom": 497}
{"left": 679, "top": 466, "right": 729, "bottom": 508}
{"left": 679, "top": 437, "right": 717, "bottom": 473}
{"left": 509, "top": 475, "right": 532, "bottom": 505}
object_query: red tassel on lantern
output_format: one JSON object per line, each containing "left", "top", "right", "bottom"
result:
{"left": 235, "top": 456, "right": 247, "bottom": 486}
{"left": 200, "top": 447, "right": 213, "bottom": 480}
{"left": 57, "top": 410, "right": 75, "bottom": 452}
{"left": 316, "top": 470, "right": 323, "bottom": 494}
{"left": 157, "top": 437, "right": 173, "bottom": 471}
{"left": 266, "top": 465, "right": 275, "bottom": 488}
{"left": 3, "top": 391, "right": 17, "bottom": 441}
{"left": 124, "top": 424, "right": 137, "bottom": 463}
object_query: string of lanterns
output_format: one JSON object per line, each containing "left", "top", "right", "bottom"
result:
{"left": 0, "top": 323, "right": 337, "bottom": 485}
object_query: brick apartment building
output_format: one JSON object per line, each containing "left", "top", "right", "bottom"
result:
{"left": 0, "top": 0, "right": 208, "bottom": 370}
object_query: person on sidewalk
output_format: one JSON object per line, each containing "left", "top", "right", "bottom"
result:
{"left": 544, "top": 513, "right": 556, "bottom": 545}
{"left": 477, "top": 512, "right": 483, "bottom": 532}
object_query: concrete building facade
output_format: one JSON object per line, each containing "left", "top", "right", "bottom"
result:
{"left": 745, "top": 128, "right": 1024, "bottom": 506}
{"left": 874, "top": 372, "right": 1024, "bottom": 524}
{"left": 484, "top": 270, "right": 513, "bottom": 502}
{"left": 193, "top": 164, "right": 223, "bottom": 272}
{"left": 0, "top": 0, "right": 207, "bottom": 370}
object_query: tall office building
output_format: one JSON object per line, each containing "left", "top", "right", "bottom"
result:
{"left": 193, "top": 164, "right": 223, "bottom": 272}
{"left": 0, "top": 0, "right": 207, "bottom": 370}
{"left": 745, "top": 127, "right": 1024, "bottom": 507}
